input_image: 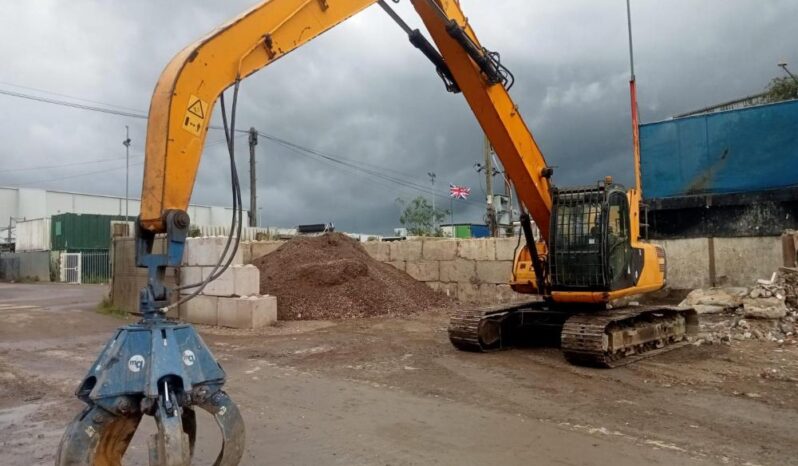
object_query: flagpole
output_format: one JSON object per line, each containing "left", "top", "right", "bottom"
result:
{"left": 450, "top": 196, "right": 454, "bottom": 235}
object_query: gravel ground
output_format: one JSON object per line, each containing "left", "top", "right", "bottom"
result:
{"left": 1, "top": 282, "right": 797, "bottom": 465}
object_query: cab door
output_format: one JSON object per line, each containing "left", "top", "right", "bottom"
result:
{"left": 606, "top": 192, "right": 634, "bottom": 290}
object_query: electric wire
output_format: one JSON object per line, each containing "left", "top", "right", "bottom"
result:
{"left": 0, "top": 84, "right": 479, "bottom": 205}
{"left": 0, "top": 153, "right": 143, "bottom": 173}
{"left": 14, "top": 161, "right": 145, "bottom": 187}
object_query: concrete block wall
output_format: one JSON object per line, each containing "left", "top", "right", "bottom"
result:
{"left": 362, "top": 238, "right": 523, "bottom": 305}
{"left": 111, "top": 237, "right": 276, "bottom": 329}
{"left": 112, "top": 235, "right": 788, "bottom": 317}
{"left": 655, "top": 236, "right": 783, "bottom": 289}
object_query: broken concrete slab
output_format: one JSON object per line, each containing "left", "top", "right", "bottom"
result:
{"left": 679, "top": 287, "right": 748, "bottom": 310}
{"left": 743, "top": 297, "right": 788, "bottom": 319}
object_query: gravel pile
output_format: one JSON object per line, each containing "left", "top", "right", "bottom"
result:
{"left": 252, "top": 233, "right": 448, "bottom": 320}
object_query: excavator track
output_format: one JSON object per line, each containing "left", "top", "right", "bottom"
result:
{"left": 449, "top": 304, "right": 698, "bottom": 367}
{"left": 448, "top": 302, "right": 540, "bottom": 352}
{"left": 561, "top": 306, "right": 699, "bottom": 368}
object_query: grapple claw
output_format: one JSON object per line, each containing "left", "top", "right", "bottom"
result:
{"left": 196, "top": 390, "right": 246, "bottom": 466}
{"left": 56, "top": 403, "right": 141, "bottom": 466}
{"left": 148, "top": 392, "right": 191, "bottom": 466}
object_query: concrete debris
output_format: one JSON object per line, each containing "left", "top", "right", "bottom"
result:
{"left": 742, "top": 297, "right": 787, "bottom": 319}
{"left": 689, "top": 267, "right": 798, "bottom": 346}
{"left": 679, "top": 287, "right": 747, "bottom": 312}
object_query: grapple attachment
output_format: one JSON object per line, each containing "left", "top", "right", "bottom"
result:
{"left": 56, "top": 212, "right": 245, "bottom": 465}
{"left": 55, "top": 322, "right": 246, "bottom": 465}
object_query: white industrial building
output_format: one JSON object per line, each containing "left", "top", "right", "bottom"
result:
{"left": 0, "top": 186, "right": 235, "bottom": 248}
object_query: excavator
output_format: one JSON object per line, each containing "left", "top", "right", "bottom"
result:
{"left": 56, "top": 0, "right": 697, "bottom": 464}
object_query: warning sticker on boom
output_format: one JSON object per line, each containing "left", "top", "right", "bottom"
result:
{"left": 182, "top": 95, "right": 208, "bottom": 136}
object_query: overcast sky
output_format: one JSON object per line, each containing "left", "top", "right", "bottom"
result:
{"left": 1, "top": 0, "right": 795, "bottom": 234}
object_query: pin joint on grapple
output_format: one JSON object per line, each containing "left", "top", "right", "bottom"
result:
{"left": 56, "top": 210, "right": 245, "bottom": 465}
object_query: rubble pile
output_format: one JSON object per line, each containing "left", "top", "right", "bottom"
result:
{"left": 681, "top": 267, "right": 798, "bottom": 346}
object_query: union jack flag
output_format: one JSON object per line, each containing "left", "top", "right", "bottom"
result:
{"left": 449, "top": 184, "right": 471, "bottom": 200}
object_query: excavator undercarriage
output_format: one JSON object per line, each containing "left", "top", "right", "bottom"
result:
{"left": 449, "top": 302, "right": 698, "bottom": 368}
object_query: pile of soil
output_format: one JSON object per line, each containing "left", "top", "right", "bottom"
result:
{"left": 252, "top": 233, "right": 448, "bottom": 320}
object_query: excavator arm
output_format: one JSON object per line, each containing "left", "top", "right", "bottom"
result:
{"left": 140, "top": 0, "right": 553, "bottom": 240}
{"left": 60, "top": 2, "right": 559, "bottom": 464}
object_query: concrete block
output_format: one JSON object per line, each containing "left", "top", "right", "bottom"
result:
{"left": 495, "top": 284, "right": 524, "bottom": 303}
{"left": 216, "top": 297, "right": 238, "bottom": 327}
{"left": 405, "top": 261, "right": 440, "bottom": 282}
{"left": 362, "top": 242, "right": 390, "bottom": 262}
{"left": 200, "top": 266, "right": 235, "bottom": 297}
{"left": 656, "top": 238, "right": 710, "bottom": 290}
{"left": 387, "top": 261, "right": 406, "bottom": 272}
{"left": 251, "top": 295, "right": 278, "bottom": 328}
{"left": 476, "top": 261, "right": 513, "bottom": 285}
{"left": 477, "top": 284, "right": 525, "bottom": 305}
{"left": 183, "top": 237, "right": 244, "bottom": 267}
{"left": 457, "top": 283, "right": 481, "bottom": 303}
{"left": 422, "top": 240, "right": 457, "bottom": 261}
{"left": 428, "top": 282, "right": 458, "bottom": 299}
{"left": 233, "top": 264, "right": 260, "bottom": 296}
{"left": 180, "top": 295, "right": 218, "bottom": 326}
{"left": 250, "top": 241, "right": 284, "bottom": 261}
{"left": 495, "top": 238, "right": 519, "bottom": 261}
{"left": 389, "top": 241, "right": 422, "bottom": 262}
{"left": 714, "top": 236, "right": 782, "bottom": 287}
{"left": 179, "top": 266, "right": 204, "bottom": 288}
{"left": 440, "top": 259, "right": 476, "bottom": 283}
{"left": 218, "top": 296, "right": 277, "bottom": 329}
{"left": 239, "top": 241, "right": 253, "bottom": 265}
{"left": 458, "top": 239, "right": 496, "bottom": 261}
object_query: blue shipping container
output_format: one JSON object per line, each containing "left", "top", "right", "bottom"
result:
{"left": 470, "top": 224, "right": 491, "bottom": 238}
{"left": 639, "top": 99, "right": 798, "bottom": 199}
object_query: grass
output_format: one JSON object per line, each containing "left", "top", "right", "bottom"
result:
{"left": 96, "top": 296, "right": 128, "bottom": 319}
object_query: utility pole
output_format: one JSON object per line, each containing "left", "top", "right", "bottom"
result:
{"left": 483, "top": 135, "right": 497, "bottom": 237}
{"left": 123, "top": 126, "right": 131, "bottom": 224}
{"left": 428, "top": 172, "right": 437, "bottom": 231}
{"left": 248, "top": 127, "right": 258, "bottom": 227}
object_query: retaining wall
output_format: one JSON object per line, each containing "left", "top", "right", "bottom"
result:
{"left": 111, "top": 235, "right": 786, "bottom": 313}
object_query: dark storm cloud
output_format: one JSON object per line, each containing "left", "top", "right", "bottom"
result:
{"left": 1, "top": 0, "right": 795, "bottom": 234}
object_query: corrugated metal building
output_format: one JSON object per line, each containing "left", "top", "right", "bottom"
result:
{"left": 640, "top": 99, "right": 798, "bottom": 238}
{"left": 1, "top": 186, "right": 235, "bottom": 248}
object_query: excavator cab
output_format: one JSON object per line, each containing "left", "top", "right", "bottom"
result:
{"left": 549, "top": 181, "right": 640, "bottom": 293}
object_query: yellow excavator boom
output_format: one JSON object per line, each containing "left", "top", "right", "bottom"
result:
{"left": 140, "top": 0, "right": 553, "bottom": 240}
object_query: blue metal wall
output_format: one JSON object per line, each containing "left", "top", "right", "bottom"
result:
{"left": 640, "top": 99, "right": 798, "bottom": 199}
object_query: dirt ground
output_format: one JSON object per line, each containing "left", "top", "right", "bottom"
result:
{"left": 1, "top": 283, "right": 797, "bottom": 465}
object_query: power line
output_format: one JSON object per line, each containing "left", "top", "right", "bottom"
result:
{"left": 0, "top": 85, "right": 247, "bottom": 134}
{"left": 271, "top": 137, "right": 482, "bottom": 207}
{"left": 15, "top": 161, "right": 145, "bottom": 187}
{"left": 0, "top": 87, "right": 148, "bottom": 120}
{"left": 0, "top": 153, "right": 143, "bottom": 173}
{"left": 0, "top": 84, "right": 475, "bottom": 204}
{"left": 0, "top": 81, "right": 147, "bottom": 114}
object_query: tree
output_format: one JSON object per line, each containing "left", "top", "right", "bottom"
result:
{"left": 397, "top": 196, "right": 449, "bottom": 236}
{"left": 765, "top": 76, "right": 798, "bottom": 103}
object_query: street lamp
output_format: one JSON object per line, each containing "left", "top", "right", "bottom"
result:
{"left": 778, "top": 62, "right": 798, "bottom": 84}
{"left": 428, "top": 172, "right": 437, "bottom": 230}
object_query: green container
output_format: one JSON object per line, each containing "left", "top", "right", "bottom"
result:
{"left": 51, "top": 213, "right": 126, "bottom": 252}
{"left": 454, "top": 225, "right": 471, "bottom": 239}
